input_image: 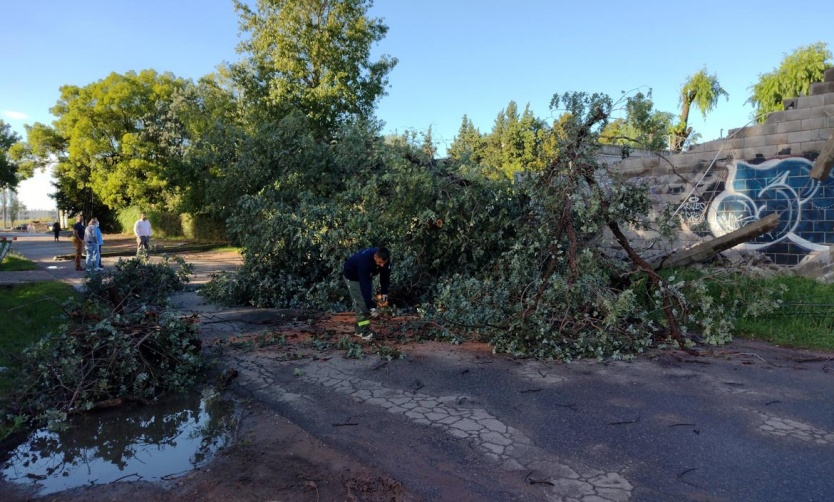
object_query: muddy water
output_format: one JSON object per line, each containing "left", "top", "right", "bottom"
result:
{"left": 1, "top": 389, "right": 237, "bottom": 496}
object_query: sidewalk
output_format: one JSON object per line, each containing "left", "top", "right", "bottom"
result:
{"left": 0, "top": 232, "right": 241, "bottom": 289}
{"left": 0, "top": 269, "right": 56, "bottom": 285}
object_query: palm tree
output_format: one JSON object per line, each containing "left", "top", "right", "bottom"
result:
{"left": 672, "top": 68, "right": 728, "bottom": 151}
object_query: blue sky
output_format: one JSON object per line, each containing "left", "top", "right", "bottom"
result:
{"left": 3, "top": 0, "right": 833, "bottom": 210}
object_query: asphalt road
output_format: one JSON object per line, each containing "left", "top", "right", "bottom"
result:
{"left": 177, "top": 287, "right": 834, "bottom": 501}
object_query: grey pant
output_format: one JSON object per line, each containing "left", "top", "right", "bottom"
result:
{"left": 137, "top": 235, "right": 150, "bottom": 254}
{"left": 344, "top": 277, "right": 371, "bottom": 334}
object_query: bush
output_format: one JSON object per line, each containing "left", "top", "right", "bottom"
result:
{"left": 0, "top": 256, "right": 199, "bottom": 433}
{"left": 117, "top": 207, "right": 226, "bottom": 241}
{"left": 85, "top": 255, "right": 193, "bottom": 308}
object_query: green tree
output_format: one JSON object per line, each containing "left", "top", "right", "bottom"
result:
{"left": 518, "top": 104, "right": 550, "bottom": 171}
{"left": 479, "top": 101, "right": 551, "bottom": 178}
{"left": 21, "top": 70, "right": 190, "bottom": 213}
{"left": 8, "top": 190, "right": 24, "bottom": 227}
{"left": 11, "top": 122, "right": 109, "bottom": 220}
{"left": 8, "top": 122, "right": 63, "bottom": 181}
{"left": 421, "top": 125, "right": 436, "bottom": 160}
{"left": 599, "top": 90, "right": 674, "bottom": 152}
{"left": 671, "top": 68, "right": 727, "bottom": 150}
{"left": 480, "top": 106, "right": 509, "bottom": 176}
{"left": 164, "top": 72, "right": 245, "bottom": 217}
{"left": 448, "top": 114, "right": 484, "bottom": 167}
{"left": 232, "top": 0, "right": 397, "bottom": 138}
{"left": 0, "top": 120, "right": 21, "bottom": 190}
{"left": 747, "top": 42, "right": 832, "bottom": 122}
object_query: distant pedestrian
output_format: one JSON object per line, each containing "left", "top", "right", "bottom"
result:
{"left": 133, "top": 212, "right": 152, "bottom": 256}
{"left": 72, "top": 215, "right": 85, "bottom": 271}
{"left": 95, "top": 219, "right": 104, "bottom": 270}
{"left": 52, "top": 221, "right": 60, "bottom": 241}
{"left": 84, "top": 218, "right": 100, "bottom": 272}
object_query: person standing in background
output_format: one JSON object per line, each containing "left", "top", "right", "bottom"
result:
{"left": 52, "top": 221, "right": 60, "bottom": 241}
{"left": 95, "top": 219, "right": 104, "bottom": 270}
{"left": 83, "top": 218, "right": 99, "bottom": 272}
{"left": 133, "top": 212, "right": 152, "bottom": 256}
{"left": 72, "top": 215, "right": 85, "bottom": 271}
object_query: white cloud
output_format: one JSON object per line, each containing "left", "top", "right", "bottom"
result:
{"left": 2, "top": 110, "right": 29, "bottom": 120}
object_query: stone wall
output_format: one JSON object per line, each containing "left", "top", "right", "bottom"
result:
{"left": 612, "top": 68, "right": 834, "bottom": 269}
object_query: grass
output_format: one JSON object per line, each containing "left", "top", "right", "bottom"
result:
{"left": 207, "top": 245, "right": 241, "bottom": 253}
{"left": 663, "top": 268, "right": 834, "bottom": 352}
{"left": 733, "top": 275, "right": 834, "bottom": 351}
{"left": 0, "top": 281, "right": 78, "bottom": 393}
{"left": 0, "top": 252, "right": 40, "bottom": 271}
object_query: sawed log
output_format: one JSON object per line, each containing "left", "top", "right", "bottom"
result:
{"left": 810, "top": 129, "right": 834, "bottom": 181}
{"left": 655, "top": 213, "right": 780, "bottom": 269}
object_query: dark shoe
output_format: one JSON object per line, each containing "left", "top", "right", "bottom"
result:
{"left": 75, "top": 267, "right": 84, "bottom": 271}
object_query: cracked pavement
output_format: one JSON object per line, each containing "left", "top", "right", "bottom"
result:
{"left": 175, "top": 292, "right": 834, "bottom": 502}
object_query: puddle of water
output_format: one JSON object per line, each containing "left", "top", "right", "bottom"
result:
{"left": 1, "top": 388, "right": 237, "bottom": 495}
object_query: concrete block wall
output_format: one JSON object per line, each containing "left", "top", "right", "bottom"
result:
{"left": 609, "top": 68, "right": 834, "bottom": 267}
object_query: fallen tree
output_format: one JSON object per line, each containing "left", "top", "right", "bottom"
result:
{"left": 204, "top": 92, "right": 783, "bottom": 360}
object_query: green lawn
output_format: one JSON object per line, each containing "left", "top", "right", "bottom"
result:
{"left": 0, "top": 281, "right": 78, "bottom": 392}
{"left": 0, "top": 252, "right": 40, "bottom": 271}
{"left": 733, "top": 275, "right": 834, "bottom": 351}
{"left": 661, "top": 268, "right": 834, "bottom": 352}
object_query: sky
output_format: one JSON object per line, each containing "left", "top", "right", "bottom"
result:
{"left": 2, "top": 0, "right": 833, "bottom": 210}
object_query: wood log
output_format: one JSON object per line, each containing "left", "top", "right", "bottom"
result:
{"left": 810, "top": 129, "right": 834, "bottom": 181}
{"left": 656, "top": 213, "right": 780, "bottom": 269}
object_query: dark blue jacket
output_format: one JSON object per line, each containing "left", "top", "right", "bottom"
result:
{"left": 343, "top": 247, "right": 391, "bottom": 310}
{"left": 72, "top": 221, "right": 85, "bottom": 240}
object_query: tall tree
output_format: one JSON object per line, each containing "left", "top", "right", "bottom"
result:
{"left": 747, "top": 42, "right": 832, "bottom": 122}
{"left": 448, "top": 114, "right": 484, "bottom": 166}
{"left": 671, "top": 68, "right": 727, "bottom": 150}
{"left": 421, "top": 125, "right": 436, "bottom": 160}
{"left": 0, "top": 120, "right": 21, "bottom": 190}
{"left": 164, "top": 72, "right": 245, "bottom": 216}
{"left": 468, "top": 101, "right": 555, "bottom": 179}
{"left": 8, "top": 122, "right": 63, "bottom": 181}
{"left": 482, "top": 101, "right": 526, "bottom": 177}
{"left": 20, "top": 70, "right": 190, "bottom": 213}
{"left": 6, "top": 190, "right": 24, "bottom": 227}
{"left": 233, "top": 0, "right": 397, "bottom": 138}
{"left": 518, "top": 104, "right": 549, "bottom": 171}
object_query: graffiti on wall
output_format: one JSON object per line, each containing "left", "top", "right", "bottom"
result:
{"left": 707, "top": 157, "right": 834, "bottom": 256}
{"left": 679, "top": 195, "right": 708, "bottom": 224}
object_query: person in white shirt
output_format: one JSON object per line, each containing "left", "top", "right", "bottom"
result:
{"left": 133, "top": 212, "right": 152, "bottom": 255}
